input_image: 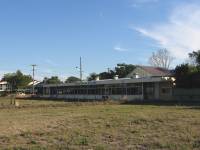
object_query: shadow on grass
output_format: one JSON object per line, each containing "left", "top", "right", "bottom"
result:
{"left": 18, "top": 97, "right": 110, "bottom": 103}
{"left": 16, "top": 97, "right": 200, "bottom": 109}
{"left": 122, "top": 100, "right": 200, "bottom": 109}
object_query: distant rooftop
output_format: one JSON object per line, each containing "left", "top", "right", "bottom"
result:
{"left": 138, "top": 66, "right": 172, "bottom": 76}
{"left": 127, "top": 65, "right": 172, "bottom": 78}
{"left": 0, "top": 81, "right": 9, "bottom": 84}
{"left": 28, "top": 80, "right": 41, "bottom": 86}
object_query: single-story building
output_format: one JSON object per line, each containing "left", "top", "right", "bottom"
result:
{"left": 35, "top": 66, "right": 175, "bottom": 101}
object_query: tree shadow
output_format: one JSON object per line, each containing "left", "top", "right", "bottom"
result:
{"left": 121, "top": 100, "right": 200, "bottom": 107}
{"left": 17, "top": 97, "right": 200, "bottom": 109}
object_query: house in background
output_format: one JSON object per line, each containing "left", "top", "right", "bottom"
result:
{"left": 126, "top": 66, "right": 172, "bottom": 79}
{"left": 0, "top": 81, "right": 11, "bottom": 95}
{"left": 28, "top": 80, "right": 41, "bottom": 87}
{"left": 28, "top": 80, "right": 41, "bottom": 94}
{"left": 126, "top": 66, "right": 174, "bottom": 100}
{"left": 17, "top": 80, "right": 41, "bottom": 94}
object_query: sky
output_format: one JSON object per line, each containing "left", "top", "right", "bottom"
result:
{"left": 0, "top": 0, "right": 200, "bottom": 80}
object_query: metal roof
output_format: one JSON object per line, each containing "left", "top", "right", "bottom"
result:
{"left": 42, "top": 77, "right": 172, "bottom": 87}
{"left": 126, "top": 66, "right": 172, "bottom": 78}
{"left": 138, "top": 66, "right": 172, "bottom": 76}
{"left": 0, "top": 81, "right": 8, "bottom": 85}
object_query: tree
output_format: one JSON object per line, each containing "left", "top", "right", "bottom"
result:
{"left": 149, "top": 49, "right": 174, "bottom": 69}
{"left": 87, "top": 73, "right": 98, "bottom": 81}
{"left": 174, "top": 49, "right": 200, "bottom": 88}
{"left": 65, "top": 76, "right": 80, "bottom": 83}
{"left": 43, "top": 76, "right": 62, "bottom": 84}
{"left": 115, "top": 63, "right": 136, "bottom": 78}
{"left": 99, "top": 70, "right": 115, "bottom": 80}
{"left": 2, "top": 70, "right": 32, "bottom": 90}
{"left": 189, "top": 50, "right": 200, "bottom": 66}
{"left": 2, "top": 73, "right": 17, "bottom": 90}
{"left": 87, "top": 63, "right": 136, "bottom": 80}
{"left": 174, "top": 64, "right": 200, "bottom": 88}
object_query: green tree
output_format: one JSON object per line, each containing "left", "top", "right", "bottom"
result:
{"left": 99, "top": 70, "right": 115, "bottom": 80}
{"left": 43, "top": 76, "right": 62, "bottom": 84}
{"left": 87, "top": 73, "right": 98, "bottom": 81}
{"left": 87, "top": 63, "right": 136, "bottom": 80}
{"left": 175, "top": 59, "right": 200, "bottom": 88}
{"left": 115, "top": 63, "right": 136, "bottom": 78}
{"left": 2, "top": 70, "right": 32, "bottom": 90}
{"left": 65, "top": 76, "right": 80, "bottom": 83}
{"left": 189, "top": 50, "right": 200, "bottom": 66}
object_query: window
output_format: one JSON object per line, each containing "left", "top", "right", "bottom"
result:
{"left": 112, "top": 88, "right": 126, "bottom": 95}
{"left": 161, "top": 87, "right": 171, "bottom": 94}
{"left": 58, "top": 90, "right": 63, "bottom": 95}
{"left": 146, "top": 87, "right": 154, "bottom": 95}
{"left": 127, "top": 86, "right": 142, "bottom": 95}
{"left": 50, "top": 87, "right": 57, "bottom": 95}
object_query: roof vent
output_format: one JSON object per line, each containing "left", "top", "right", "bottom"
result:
{"left": 95, "top": 76, "right": 100, "bottom": 81}
{"left": 114, "top": 75, "right": 119, "bottom": 80}
{"left": 133, "top": 73, "right": 140, "bottom": 79}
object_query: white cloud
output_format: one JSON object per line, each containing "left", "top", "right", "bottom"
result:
{"left": 134, "top": 3, "right": 200, "bottom": 60}
{"left": 114, "top": 45, "right": 129, "bottom": 52}
{"left": 130, "top": 0, "right": 159, "bottom": 7}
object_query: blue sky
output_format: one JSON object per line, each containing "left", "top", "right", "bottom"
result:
{"left": 0, "top": 0, "right": 200, "bottom": 80}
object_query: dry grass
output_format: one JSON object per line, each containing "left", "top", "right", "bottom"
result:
{"left": 0, "top": 98, "right": 200, "bottom": 150}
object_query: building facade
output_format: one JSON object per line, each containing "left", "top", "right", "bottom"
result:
{"left": 0, "top": 81, "right": 11, "bottom": 95}
{"left": 35, "top": 77, "right": 174, "bottom": 101}
{"left": 35, "top": 66, "right": 174, "bottom": 101}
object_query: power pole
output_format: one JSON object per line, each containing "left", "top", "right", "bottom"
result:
{"left": 31, "top": 64, "right": 37, "bottom": 95}
{"left": 80, "top": 57, "right": 83, "bottom": 81}
{"left": 107, "top": 68, "right": 110, "bottom": 73}
{"left": 76, "top": 57, "right": 83, "bottom": 81}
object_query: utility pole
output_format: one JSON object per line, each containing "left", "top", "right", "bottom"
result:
{"left": 80, "top": 57, "right": 82, "bottom": 81}
{"left": 31, "top": 64, "right": 37, "bottom": 95}
{"left": 76, "top": 57, "right": 83, "bottom": 81}
{"left": 107, "top": 68, "right": 110, "bottom": 73}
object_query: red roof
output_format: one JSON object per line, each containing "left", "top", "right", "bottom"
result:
{"left": 139, "top": 66, "right": 171, "bottom": 76}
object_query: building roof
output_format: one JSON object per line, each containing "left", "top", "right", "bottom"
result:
{"left": 126, "top": 66, "right": 172, "bottom": 78}
{"left": 0, "top": 81, "right": 8, "bottom": 85}
{"left": 138, "top": 66, "right": 172, "bottom": 77}
{"left": 42, "top": 76, "right": 173, "bottom": 87}
{"left": 28, "top": 80, "right": 41, "bottom": 86}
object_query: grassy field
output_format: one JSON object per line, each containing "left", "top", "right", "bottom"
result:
{"left": 0, "top": 98, "right": 200, "bottom": 150}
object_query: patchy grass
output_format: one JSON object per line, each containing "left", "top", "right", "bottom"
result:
{"left": 0, "top": 98, "right": 200, "bottom": 149}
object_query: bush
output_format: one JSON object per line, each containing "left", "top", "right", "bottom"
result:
{"left": 0, "top": 91, "right": 8, "bottom": 97}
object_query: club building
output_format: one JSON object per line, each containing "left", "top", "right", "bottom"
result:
{"left": 35, "top": 66, "right": 175, "bottom": 101}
